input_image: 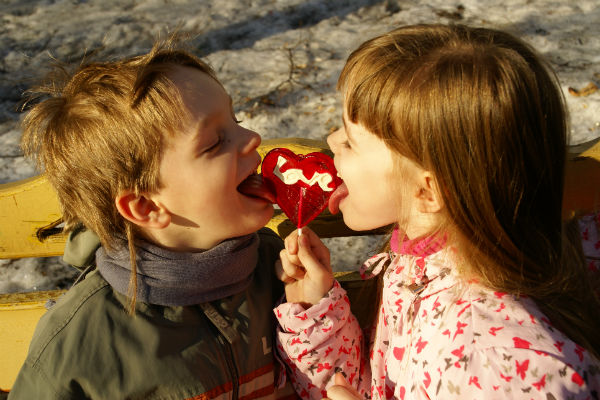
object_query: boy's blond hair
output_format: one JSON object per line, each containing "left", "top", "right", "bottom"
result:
{"left": 21, "top": 39, "right": 219, "bottom": 310}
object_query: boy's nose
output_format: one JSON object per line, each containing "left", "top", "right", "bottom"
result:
{"left": 239, "top": 128, "right": 261, "bottom": 154}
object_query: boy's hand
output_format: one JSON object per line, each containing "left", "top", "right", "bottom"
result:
{"left": 323, "top": 373, "right": 361, "bottom": 400}
{"left": 276, "top": 227, "right": 334, "bottom": 307}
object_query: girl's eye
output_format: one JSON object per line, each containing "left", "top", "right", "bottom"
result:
{"left": 341, "top": 141, "right": 352, "bottom": 149}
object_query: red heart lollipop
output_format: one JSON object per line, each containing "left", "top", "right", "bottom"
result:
{"left": 261, "top": 148, "right": 342, "bottom": 229}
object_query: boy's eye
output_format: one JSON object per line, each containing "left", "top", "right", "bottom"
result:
{"left": 204, "top": 136, "right": 222, "bottom": 153}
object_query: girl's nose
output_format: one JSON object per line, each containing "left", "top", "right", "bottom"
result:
{"left": 239, "top": 128, "right": 262, "bottom": 155}
{"left": 327, "top": 127, "right": 342, "bottom": 154}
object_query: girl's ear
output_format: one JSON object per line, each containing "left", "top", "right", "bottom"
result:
{"left": 115, "top": 191, "right": 171, "bottom": 229}
{"left": 415, "top": 171, "right": 444, "bottom": 214}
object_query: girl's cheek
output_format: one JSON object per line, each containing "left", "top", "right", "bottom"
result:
{"left": 336, "top": 161, "right": 346, "bottom": 178}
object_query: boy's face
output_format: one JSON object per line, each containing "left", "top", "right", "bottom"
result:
{"left": 148, "top": 66, "right": 274, "bottom": 251}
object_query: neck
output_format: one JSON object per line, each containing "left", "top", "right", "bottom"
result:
{"left": 402, "top": 211, "right": 443, "bottom": 240}
{"left": 140, "top": 227, "right": 224, "bottom": 252}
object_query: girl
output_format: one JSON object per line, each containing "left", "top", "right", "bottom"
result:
{"left": 274, "top": 24, "right": 600, "bottom": 399}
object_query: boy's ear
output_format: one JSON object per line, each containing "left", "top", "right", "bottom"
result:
{"left": 115, "top": 191, "right": 171, "bottom": 229}
{"left": 415, "top": 171, "right": 444, "bottom": 214}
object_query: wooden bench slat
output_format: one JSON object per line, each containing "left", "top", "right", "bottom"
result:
{"left": 0, "top": 175, "right": 66, "bottom": 259}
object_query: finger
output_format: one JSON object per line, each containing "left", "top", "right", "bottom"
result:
{"left": 282, "top": 246, "right": 302, "bottom": 267}
{"left": 333, "top": 373, "right": 360, "bottom": 397}
{"left": 279, "top": 249, "right": 306, "bottom": 280}
{"left": 334, "top": 372, "right": 348, "bottom": 387}
{"left": 284, "top": 230, "right": 299, "bottom": 256}
{"left": 274, "top": 260, "right": 295, "bottom": 283}
{"left": 299, "top": 228, "right": 331, "bottom": 269}
{"left": 297, "top": 234, "right": 330, "bottom": 279}
{"left": 326, "top": 385, "right": 360, "bottom": 400}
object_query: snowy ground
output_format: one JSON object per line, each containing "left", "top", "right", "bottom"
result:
{"left": 1, "top": 0, "right": 599, "bottom": 293}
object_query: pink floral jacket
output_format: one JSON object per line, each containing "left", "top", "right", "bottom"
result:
{"left": 274, "top": 218, "right": 600, "bottom": 400}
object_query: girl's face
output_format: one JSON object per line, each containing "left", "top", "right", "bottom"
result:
{"left": 327, "top": 112, "right": 400, "bottom": 231}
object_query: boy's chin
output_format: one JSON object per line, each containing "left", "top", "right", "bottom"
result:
{"left": 231, "top": 205, "right": 275, "bottom": 237}
{"left": 258, "top": 204, "right": 275, "bottom": 228}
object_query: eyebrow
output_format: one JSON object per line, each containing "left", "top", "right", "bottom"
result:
{"left": 194, "top": 113, "right": 216, "bottom": 135}
{"left": 342, "top": 114, "right": 357, "bottom": 146}
{"left": 193, "top": 94, "right": 233, "bottom": 133}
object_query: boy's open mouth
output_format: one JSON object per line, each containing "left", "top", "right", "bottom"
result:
{"left": 237, "top": 172, "right": 276, "bottom": 203}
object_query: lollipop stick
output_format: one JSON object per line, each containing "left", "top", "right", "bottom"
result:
{"left": 297, "top": 187, "right": 305, "bottom": 236}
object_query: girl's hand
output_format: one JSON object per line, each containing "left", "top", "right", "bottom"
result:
{"left": 324, "top": 373, "right": 361, "bottom": 400}
{"left": 276, "top": 227, "right": 334, "bottom": 307}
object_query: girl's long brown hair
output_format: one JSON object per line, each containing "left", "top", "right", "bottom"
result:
{"left": 338, "top": 24, "right": 600, "bottom": 359}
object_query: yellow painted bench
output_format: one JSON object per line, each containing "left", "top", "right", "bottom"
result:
{"left": 1, "top": 137, "right": 599, "bottom": 392}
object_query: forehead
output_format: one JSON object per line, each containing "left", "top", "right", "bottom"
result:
{"left": 342, "top": 107, "right": 371, "bottom": 146}
{"left": 167, "top": 65, "right": 228, "bottom": 113}
{"left": 341, "top": 108, "right": 356, "bottom": 141}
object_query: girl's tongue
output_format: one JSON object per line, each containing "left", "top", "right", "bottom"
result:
{"left": 328, "top": 182, "right": 348, "bottom": 214}
{"left": 237, "top": 173, "right": 276, "bottom": 203}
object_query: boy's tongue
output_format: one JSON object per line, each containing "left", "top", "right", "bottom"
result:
{"left": 328, "top": 182, "right": 348, "bottom": 215}
{"left": 237, "top": 173, "right": 276, "bottom": 203}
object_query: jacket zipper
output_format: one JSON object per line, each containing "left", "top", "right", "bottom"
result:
{"left": 201, "top": 303, "right": 242, "bottom": 399}
{"left": 219, "top": 334, "right": 239, "bottom": 399}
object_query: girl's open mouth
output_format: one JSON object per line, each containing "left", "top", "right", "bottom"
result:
{"left": 328, "top": 182, "right": 348, "bottom": 214}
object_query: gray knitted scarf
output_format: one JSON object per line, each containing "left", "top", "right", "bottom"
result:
{"left": 95, "top": 233, "right": 259, "bottom": 306}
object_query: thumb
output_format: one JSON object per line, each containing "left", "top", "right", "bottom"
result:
{"left": 297, "top": 233, "right": 327, "bottom": 276}
{"left": 326, "top": 372, "right": 360, "bottom": 400}
{"left": 334, "top": 372, "right": 351, "bottom": 388}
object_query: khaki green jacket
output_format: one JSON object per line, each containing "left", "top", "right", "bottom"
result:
{"left": 9, "top": 228, "right": 297, "bottom": 400}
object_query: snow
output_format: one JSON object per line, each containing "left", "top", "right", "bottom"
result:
{"left": 1, "top": 0, "right": 599, "bottom": 293}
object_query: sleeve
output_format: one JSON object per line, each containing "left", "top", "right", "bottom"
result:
{"left": 274, "top": 281, "right": 363, "bottom": 400}
{"left": 8, "top": 362, "right": 67, "bottom": 400}
{"left": 579, "top": 213, "right": 600, "bottom": 272}
{"left": 420, "top": 346, "right": 598, "bottom": 399}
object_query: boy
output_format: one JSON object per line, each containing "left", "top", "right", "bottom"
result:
{"left": 9, "top": 39, "right": 295, "bottom": 399}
